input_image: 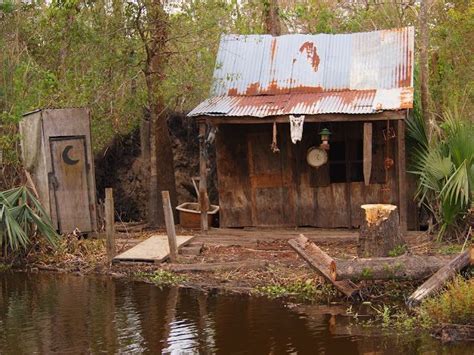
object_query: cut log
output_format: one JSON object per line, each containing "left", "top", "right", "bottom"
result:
{"left": 358, "top": 204, "right": 404, "bottom": 257}
{"left": 335, "top": 255, "right": 451, "bottom": 281}
{"left": 407, "top": 250, "right": 470, "bottom": 308}
{"left": 289, "top": 235, "right": 359, "bottom": 298}
{"left": 290, "top": 234, "right": 337, "bottom": 280}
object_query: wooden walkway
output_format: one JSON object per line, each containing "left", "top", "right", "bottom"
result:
{"left": 113, "top": 234, "right": 194, "bottom": 263}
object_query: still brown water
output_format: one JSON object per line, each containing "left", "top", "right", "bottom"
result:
{"left": 0, "top": 272, "right": 471, "bottom": 354}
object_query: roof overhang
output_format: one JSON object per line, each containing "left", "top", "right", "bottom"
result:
{"left": 188, "top": 88, "right": 412, "bottom": 118}
{"left": 196, "top": 111, "right": 406, "bottom": 125}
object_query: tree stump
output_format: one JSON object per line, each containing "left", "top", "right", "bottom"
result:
{"left": 357, "top": 204, "right": 404, "bottom": 257}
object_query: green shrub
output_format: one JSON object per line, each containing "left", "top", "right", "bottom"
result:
{"left": 255, "top": 279, "right": 337, "bottom": 302}
{"left": 438, "top": 244, "right": 464, "bottom": 255}
{"left": 388, "top": 244, "right": 407, "bottom": 257}
{"left": 136, "top": 270, "right": 186, "bottom": 287}
{"left": 419, "top": 276, "right": 473, "bottom": 326}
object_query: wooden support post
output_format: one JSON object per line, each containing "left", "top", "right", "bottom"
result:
{"left": 363, "top": 122, "right": 373, "bottom": 186}
{"left": 162, "top": 190, "right": 178, "bottom": 263}
{"left": 199, "top": 123, "right": 209, "bottom": 232}
{"left": 105, "top": 188, "right": 116, "bottom": 262}
{"left": 344, "top": 128, "right": 353, "bottom": 228}
{"left": 397, "top": 120, "right": 407, "bottom": 233}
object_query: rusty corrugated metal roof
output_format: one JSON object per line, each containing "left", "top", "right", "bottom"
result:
{"left": 189, "top": 27, "right": 414, "bottom": 117}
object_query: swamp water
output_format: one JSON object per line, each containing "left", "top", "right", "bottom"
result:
{"left": 0, "top": 273, "right": 471, "bottom": 354}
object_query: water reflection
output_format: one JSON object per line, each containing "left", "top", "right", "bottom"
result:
{"left": 0, "top": 273, "right": 470, "bottom": 354}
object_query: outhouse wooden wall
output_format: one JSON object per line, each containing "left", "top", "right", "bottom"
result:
{"left": 215, "top": 120, "right": 415, "bottom": 229}
{"left": 20, "top": 108, "right": 98, "bottom": 234}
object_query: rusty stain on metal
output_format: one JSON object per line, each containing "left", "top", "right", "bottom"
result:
{"left": 270, "top": 38, "right": 277, "bottom": 63}
{"left": 299, "top": 41, "right": 320, "bottom": 71}
{"left": 399, "top": 87, "right": 414, "bottom": 109}
{"left": 190, "top": 27, "right": 415, "bottom": 117}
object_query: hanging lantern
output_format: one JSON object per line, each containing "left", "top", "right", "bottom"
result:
{"left": 319, "top": 128, "right": 332, "bottom": 150}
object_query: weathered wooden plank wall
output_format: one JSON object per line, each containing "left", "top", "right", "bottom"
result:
{"left": 20, "top": 108, "right": 98, "bottom": 233}
{"left": 216, "top": 125, "right": 253, "bottom": 227}
{"left": 215, "top": 120, "right": 410, "bottom": 229}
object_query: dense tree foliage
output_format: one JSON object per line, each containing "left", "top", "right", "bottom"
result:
{"left": 0, "top": 0, "right": 472, "bottom": 233}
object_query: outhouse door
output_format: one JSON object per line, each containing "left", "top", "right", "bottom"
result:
{"left": 49, "top": 136, "right": 92, "bottom": 233}
{"left": 246, "top": 126, "right": 296, "bottom": 226}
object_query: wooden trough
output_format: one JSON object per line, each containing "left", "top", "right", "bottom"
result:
{"left": 176, "top": 202, "right": 219, "bottom": 229}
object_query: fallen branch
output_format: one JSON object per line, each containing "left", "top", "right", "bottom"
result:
{"left": 407, "top": 250, "right": 470, "bottom": 308}
{"left": 289, "top": 235, "right": 359, "bottom": 298}
{"left": 335, "top": 255, "right": 451, "bottom": 281}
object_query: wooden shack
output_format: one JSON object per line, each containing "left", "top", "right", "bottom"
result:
{"left": 189, "top": 28, "right": 416, "bottom": 232}
{"left": 20, "top": 108, "right": 98, "bottom": 234}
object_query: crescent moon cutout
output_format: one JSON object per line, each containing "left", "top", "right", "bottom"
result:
{"left": 62, "top": 145, "right": 80, "bottom": 165}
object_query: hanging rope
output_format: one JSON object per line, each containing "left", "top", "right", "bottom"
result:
{"left": 270, "top": 121, "right": 280, "bottom": 153}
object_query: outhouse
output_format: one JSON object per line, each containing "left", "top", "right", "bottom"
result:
{"left": 189, "top": 27, "right": 417, "bottom": 231}
{"left": 20, "top": 108, "right": 98, "bottom": 234}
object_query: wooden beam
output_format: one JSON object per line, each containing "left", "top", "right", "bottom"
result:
{"left": 199, "top": 111, "right": 406, "bottom": 125}
{"left": 289, "top": 235, "right": 359, "bottom": 298}
{"left": 199, "top": 123, "right": 209, "bottom": 232}
{"left": 161, "top": 190, "right": 178, "bottom": 263}
{"left": 105, "top": 188, "right": 116, "bottom": 263}
{"left": 407, "top": 250, "right": 470, "bottom": 308}
{"left": 363, "top": 122, "right": 373, "bottom": 186}
{"left": 397, "top": 120, "right": 408, "bottom": 233}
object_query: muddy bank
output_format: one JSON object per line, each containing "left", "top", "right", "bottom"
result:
{"left": 3, "top": 227, "right": 472, "bottom": 344}
{"left": 13, "top": 228, "right": 451, "bottom": 304}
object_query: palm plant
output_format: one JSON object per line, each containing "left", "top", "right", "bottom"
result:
{"left": 407, "top": 107, "right": 473, "bottom": 240}
{"left": 0, "top": 185, "right": 58, "bottom": 253}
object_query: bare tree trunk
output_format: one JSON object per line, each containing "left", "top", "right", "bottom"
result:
{"left": 141, "top": 0, "right": 178, "bottom": 227}
{"left": 419, "top": 0, "right": 431, "bottom": 131}
{"left": 264, "top": 0, "right": 281, "bottom": 36}
{"left": 140, "top": 115, "right": 150, "bottom": 162}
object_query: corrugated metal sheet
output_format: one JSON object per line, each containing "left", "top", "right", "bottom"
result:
{"left": 189, "top": 27, "right": 414, "bottom": 117}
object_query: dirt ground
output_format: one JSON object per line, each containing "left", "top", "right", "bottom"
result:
{"left": 22, "top": 223, "right": 470, "bottom": 303}
{"left": 20, "top": 224, "right": 470, "bottom": 305}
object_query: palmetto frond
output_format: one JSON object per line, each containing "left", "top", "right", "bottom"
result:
{"left": 0, "top": 186, "right": 58, "bottom": 252}
{"left": 407, "top": 106, "right": 473, "bottom": 240}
